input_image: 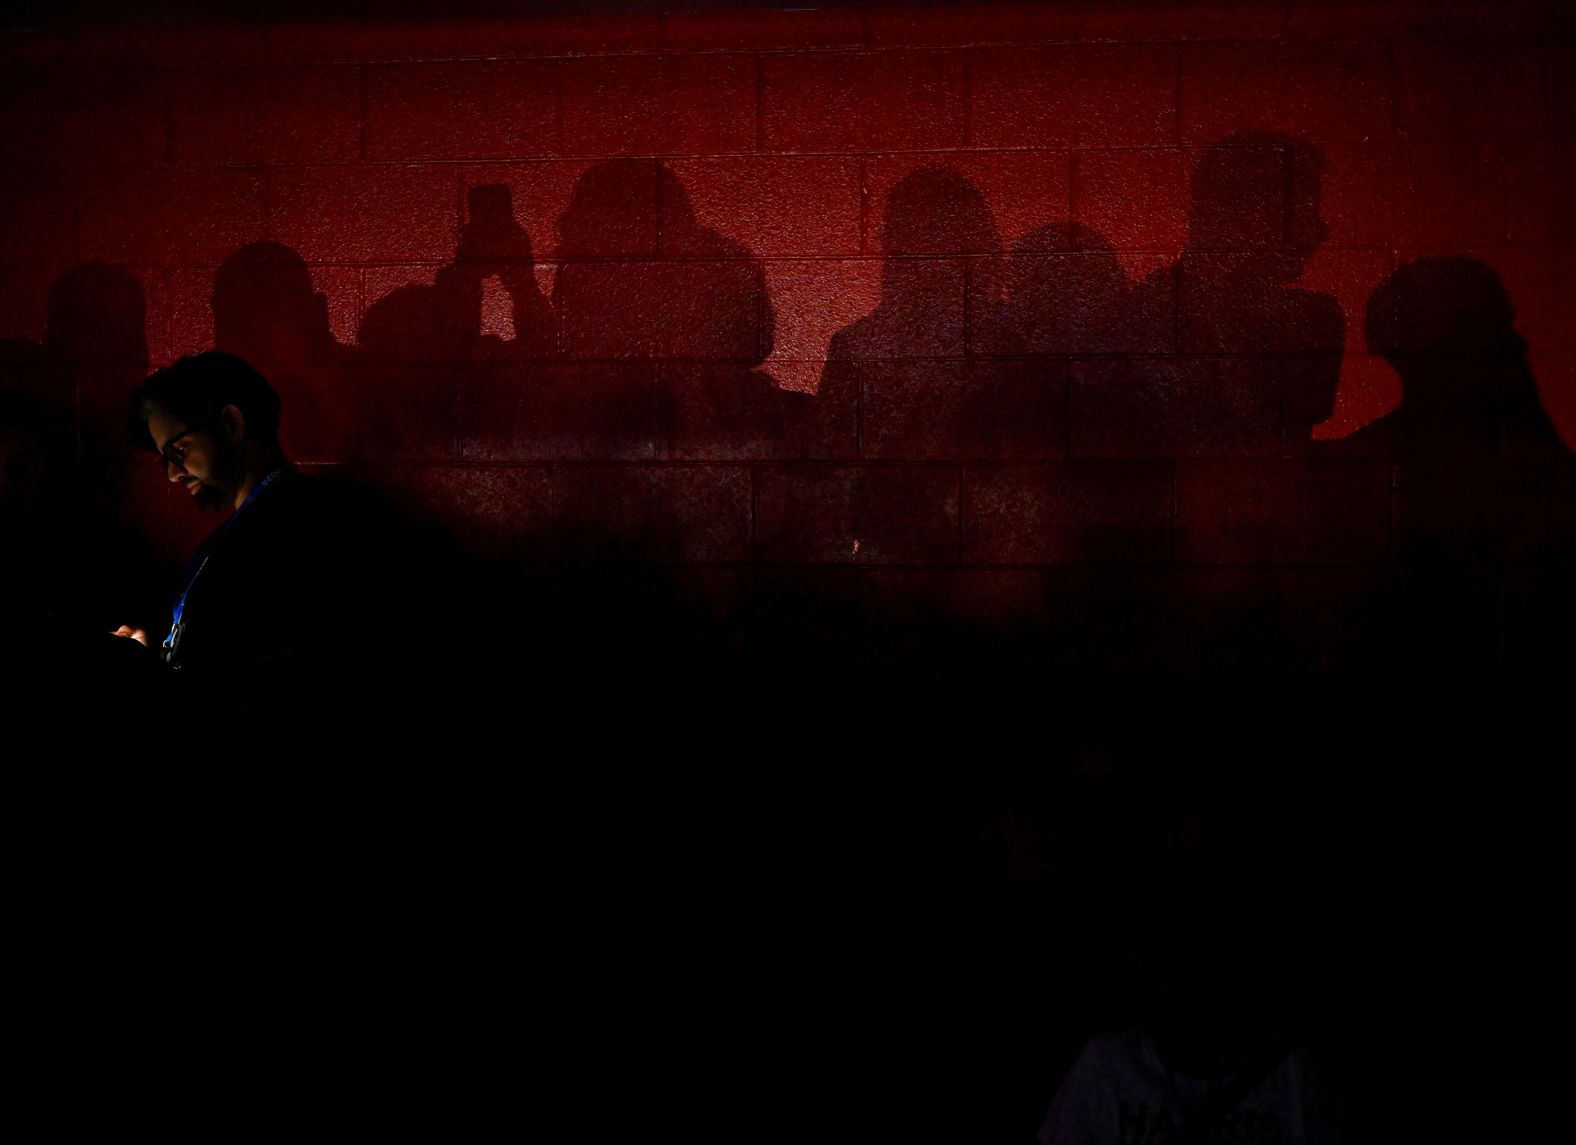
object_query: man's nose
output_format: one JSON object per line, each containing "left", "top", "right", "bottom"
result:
{"left": 164, "top": 456, "right": 187, "bottom": 481}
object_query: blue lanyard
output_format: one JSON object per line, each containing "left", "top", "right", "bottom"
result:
{"left": 161, "top": 467, "right": 287, "bottom": 664}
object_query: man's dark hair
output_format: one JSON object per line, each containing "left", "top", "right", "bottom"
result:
{"left": 128, "top": 350, "right": 281, "bottom": 452}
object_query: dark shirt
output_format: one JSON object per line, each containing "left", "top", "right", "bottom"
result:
{"left": 165, "top": 468, "right": 397, "bottom": 713}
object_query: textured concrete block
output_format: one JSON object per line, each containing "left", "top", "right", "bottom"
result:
{"left": 761, "top": 260, "right": 884, "bottom": 385}
{"left": 861, "top": 359, "right": 1067, "bottom": 461}
{"left": 549, "top": 464, "right": 753, "bottom": 563}
{"left": 343, "top": 362, "right": 461, "bottom": 462}
{"left": 662, "top": 8, "right": 866, "bottom": 51}
{"left": 1004, "top": 250, "right": 1152, "bottom": 354}
{"left": 560, "top": 54, "right": 756, "bottom": 156}
{"left": 556, "top": 261, "right": 766, "bottom": 362}
{"left": 1495, "top": 249, "right": 1576, "bottom": 356}
{"left": 265, "top": 12, "right": 665, "bottom": 61}
{"left": 1508, "top": 138, "right": 1576, "bottom": 247}
{"left": 963, "top": 461, "right": 1173, "bottom": 563}
{"left": 0, "top": 167, "right": 77, "bottom": 268}
{"left": 1181, "top": 40, "right": 1392, "bottom": 144}
{"left": 661, "top": 362, "right": 843, "bottom": 461}
{"left": 467, "top": 159, "right": 656, "bottom": 262}
{"left": 754, "top": 464, "right": 961, "bottom": 564}
{"left": 1069, "top": 358, "right": 1282, "bottom": 460}
{"left": 1174, "top": 459, "right": 1391, "bottom": 564}
{"left": 0, "top": 60, "right": 167, "bottom": 167}
{"left": 1320, "top": 142, "right": 1507, "bottom": 249}
{"left": 160, "top": 267, "right": 217, "bottom": 366}
{"left": 172, "top": 64, "right": 362, "bottom": 164}
{"left": 1073, "top": 147, "right": 1194, "bottom": 254}
{"left": 972, "top": 44, "right": 1176, "bottom": 149}
{"left": 270, "top": 165, "right": 460, "bottom": 263}
{"left": 1313, "top": 353, "right": 1402, "bottom": 443}
{"left": 1394, "top": 37, "right": 1553, "bottom": 141}
{"left": 0, "top": 263, "right": 65, "bottom": 349}
{"left": 458, "top": 362, "right": 664, "bottom": 463}
{"left": 871, "top": 0, "right": 1285, "bottom": 46}
{"left": 669, "top": 157, "right": 862, "bottom": 258}
{"left": 763, "top": 51, "right": 967, "bottom": 152}
{"left": 366, "top": 60, "right": 558, "bottom": 161}
{"left": 375, "top": 463, "right": 554, "bottom": 561}
{"left": 78, "top": 167, "right": 266, "bottom": 265}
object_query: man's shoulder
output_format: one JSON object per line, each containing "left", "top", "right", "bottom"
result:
{"left": 211, "top": 469, "right": 371, "bottom": 573}
{"left": 254, "top": 467, "right": 379, "bottom": 525}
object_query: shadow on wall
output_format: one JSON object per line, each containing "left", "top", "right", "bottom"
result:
{"left": 3, "top": 136, "right": 1573, "bottom": 680}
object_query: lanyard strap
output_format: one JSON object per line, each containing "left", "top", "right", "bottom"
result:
{"left": 161, "top": 467, "right": 287, "bottom": 664}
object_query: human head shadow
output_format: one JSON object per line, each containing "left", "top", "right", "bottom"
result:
{"left": 216, "top": 242, "right": 343, "bottom": 369}
{"left": 214, "top": 242, "right": 358, "bottom": 462}
{"left": 1347, "top": 257, "right": 1576, "bottom": 668}
{"left": 973, "top": 220, "right": 1135, "bottom": 461}
{"left": 1131, "top": 132, "right": 1343, "bottom": 456}
{"left": 44, "top": 261, "right": 148, "bottom": 375}
{"left": 1005, "top": 222, "right": 1129, "bottom": 356}
{"left": 542, "top": 158, "right": 799, "bottom": 463}
{"left": 820, "top": 165, "right": 1035, "bottom": 479}
{"left": 1360, "top": 257, "right": 1564, "bottom": 462}
{"left": 556, "top": 157, "right": 769, "bottom": 362}
{"left": 43, "top": 262, "right": 148, "bottom": 467}
{"left": 1188, "top": 132, "right": 1341, "bottom": 445}
{"left": 38, "top": 262, "right": 165, "bottom": 603}
{"left": 828, "top": 165, "right": 1004, "bottom": 366}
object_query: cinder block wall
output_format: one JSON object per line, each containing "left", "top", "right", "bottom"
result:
{"left": 2, "top": 1, "right": 1571, "bottom": 656}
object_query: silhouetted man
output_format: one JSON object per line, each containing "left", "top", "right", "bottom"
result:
{"left": 1129, "top": 133, "right": 1342, "bottom": 456}
{"left": 114, "top": 350, "right": 399, "bottom": 721}
{"left": 73, "top": 361, "right": 492, "bottom": 1136}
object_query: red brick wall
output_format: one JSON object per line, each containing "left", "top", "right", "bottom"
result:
{"left": 2, "top": 1, "right": 1572, "bottom": 647}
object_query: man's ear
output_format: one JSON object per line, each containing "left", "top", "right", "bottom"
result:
{"left": 218, "top": 403, "right": 247, "bottom": 443}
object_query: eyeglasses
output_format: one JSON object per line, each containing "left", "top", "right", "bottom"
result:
{"left": 158, "top": 426, "right": 203, "bottom": 470}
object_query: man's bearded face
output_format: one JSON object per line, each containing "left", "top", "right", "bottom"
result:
{"left": 147, "top": 409, "right": 245, "bottom": 512}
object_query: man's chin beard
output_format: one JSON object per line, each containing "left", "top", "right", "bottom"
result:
{"left": 193, "top": 484, "right": 230, "bottom": 512}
